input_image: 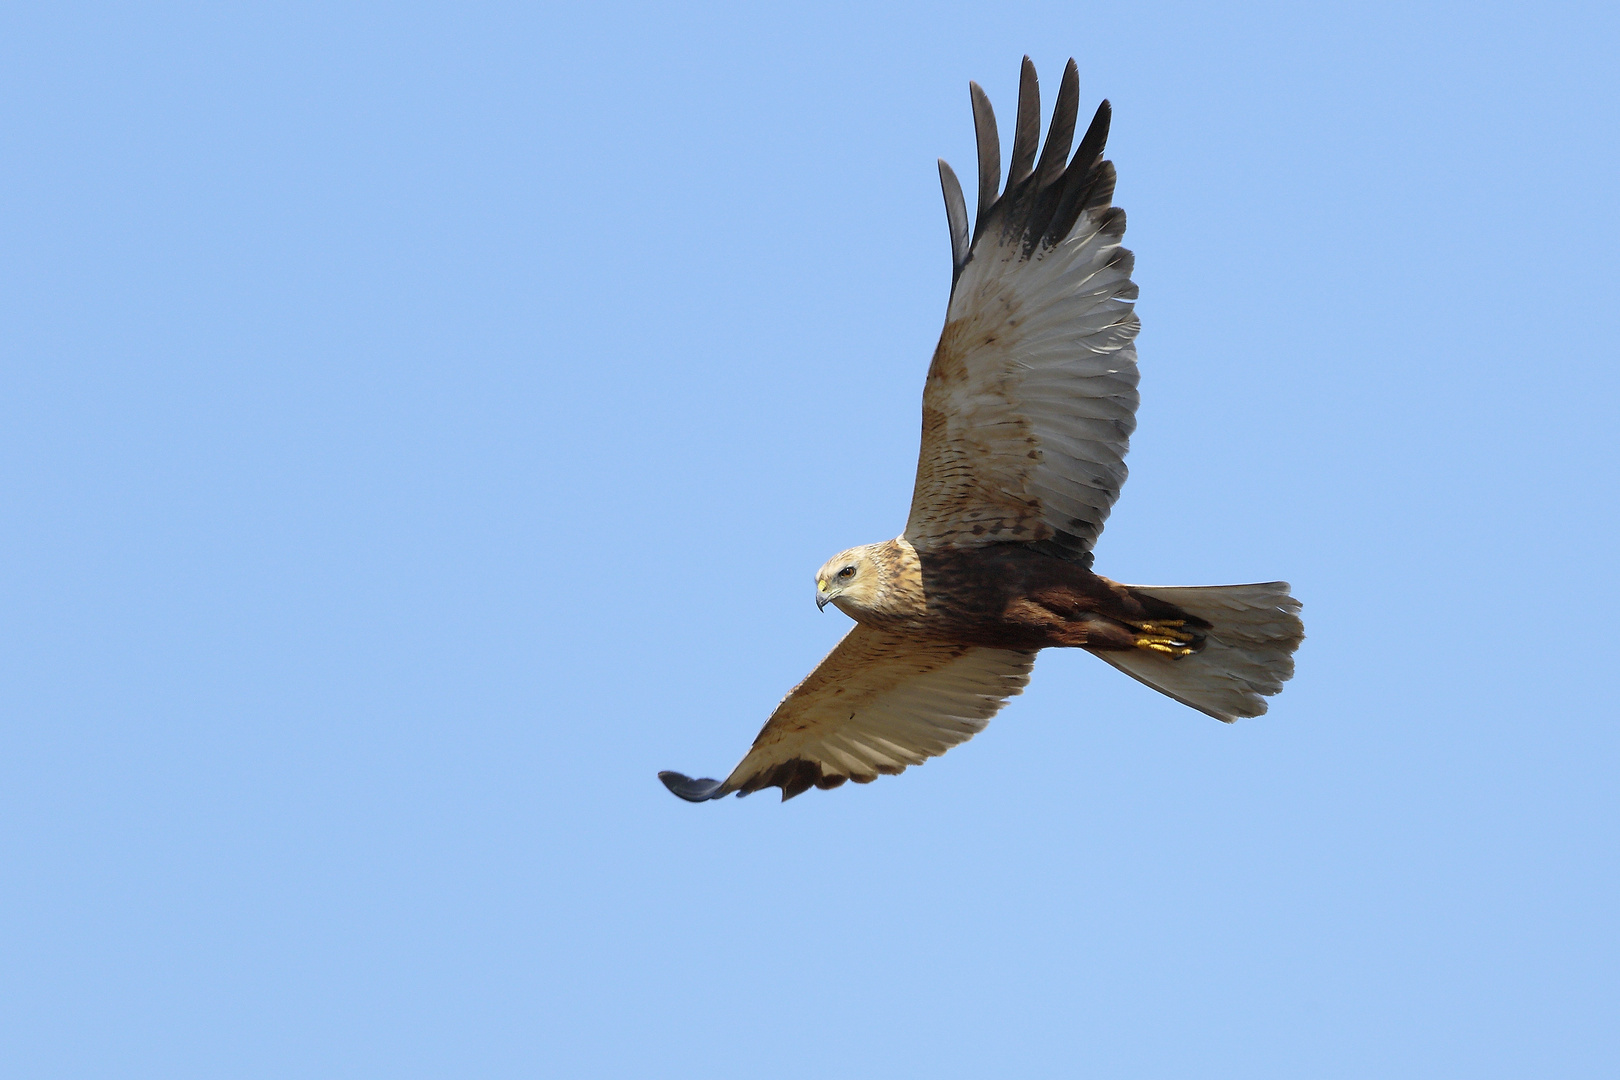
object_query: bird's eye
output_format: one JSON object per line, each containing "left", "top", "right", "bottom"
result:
{"left": 838, "top": 566, "right": 856, "bottom": 579}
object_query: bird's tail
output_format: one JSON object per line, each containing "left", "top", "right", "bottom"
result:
{"left": 1092, "top": 582, "right": 1303, "bottom": 722}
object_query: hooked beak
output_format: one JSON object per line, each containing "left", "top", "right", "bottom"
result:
{"left": 816, "top": 578, "right": 830, "bottom": 612}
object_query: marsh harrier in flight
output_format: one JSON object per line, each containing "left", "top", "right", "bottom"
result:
{"left": 661, "top": 57, "right": 1303, "bottom": 802}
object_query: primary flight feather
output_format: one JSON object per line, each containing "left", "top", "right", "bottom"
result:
{"left": 660, "top": 57, "right": 1303, "bottom": 803}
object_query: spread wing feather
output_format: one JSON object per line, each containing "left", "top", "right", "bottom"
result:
{"left": 659, "top": 625, "right": 1034, "bottom": 802}
{"left": 906, "top": 57, "right": 1140, "bottom": 566}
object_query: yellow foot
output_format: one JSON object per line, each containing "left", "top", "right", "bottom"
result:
{"left": 1129, "top": 620, "right": 1198, "bottom": 657}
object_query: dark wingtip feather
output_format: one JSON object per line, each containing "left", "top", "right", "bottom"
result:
{"left": 1032, "top": 59, "right": 1080, "bottom": 191}
{"left": 658, "top": 770, "right": 727, "bottom": 802}
{"left": 937, "top": 159, "right": 971, "bottom": 283}
{"left": 1073, "top": 99, "right": 1112, "bottom": 183}
{"left": 968, "top": 81, "right": 1000, "bottom": 234}
{"left": 1008, "top": 56, "right": 1040, "bottom": 184}
{"left": 1044, "top": 100, "right": 1116, "bottom": 245}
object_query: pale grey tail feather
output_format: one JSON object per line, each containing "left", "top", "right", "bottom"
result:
{"left": 1093, "top": 582, "right": 1304, "bottom": 722}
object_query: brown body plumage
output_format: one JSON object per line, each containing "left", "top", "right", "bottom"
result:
{"left": 833, "top": 538, "right": 1206, "bottom": 653}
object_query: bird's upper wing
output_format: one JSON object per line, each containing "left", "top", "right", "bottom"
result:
{"left": 659, "top": 625, "right": 1035, "bottom": 802}
{"left": 906, "top": 57, "right": 1140, "bottom": 566}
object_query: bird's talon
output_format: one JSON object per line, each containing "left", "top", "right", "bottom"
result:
{"left": 1131, "top": 621, "right": 1198, "bottom": 657}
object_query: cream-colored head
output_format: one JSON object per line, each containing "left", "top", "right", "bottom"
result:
{"left": 814, "top": 539, "right": 922, "bottom": 622}
{"left": 815, "top": 545, "right": 885, "bottom": 616}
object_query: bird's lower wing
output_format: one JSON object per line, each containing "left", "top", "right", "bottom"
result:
{"left": 660, "top": 625, "right": 1036, "bottom": 802}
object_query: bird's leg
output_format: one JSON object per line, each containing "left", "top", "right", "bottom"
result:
{"left": 1127, "top": 619, "right": 1198, "bottom": 657}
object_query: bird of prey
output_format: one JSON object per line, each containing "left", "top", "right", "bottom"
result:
{"left": 660, "top": 57, "right": 1303, "bottom": 803}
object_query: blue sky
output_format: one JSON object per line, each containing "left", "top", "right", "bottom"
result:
{"left": 3, "top": 2, "right": 1617, "bottom": 1076}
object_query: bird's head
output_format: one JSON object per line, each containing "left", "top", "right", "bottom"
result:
{"left": 814, "top": 544, "right": 889, "bottom": 616}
